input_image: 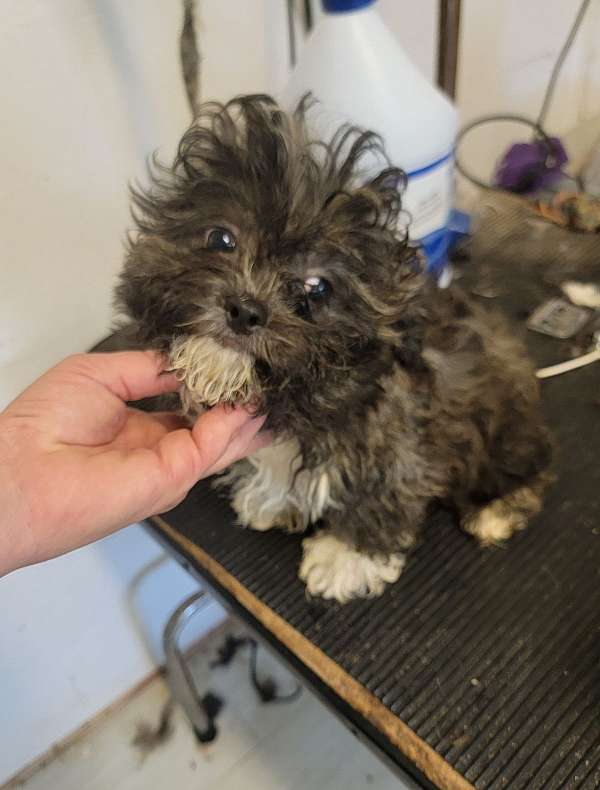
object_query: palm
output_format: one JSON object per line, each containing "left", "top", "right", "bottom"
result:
{"left": 0, "top": 351, "right": 269, "bottom": 573}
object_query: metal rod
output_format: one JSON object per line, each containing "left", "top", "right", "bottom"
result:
{"left": 303, "top": 0, "right": 313, "bottom": 33}
{"left": 287, "top": 0, "right": 297, "bottom": 67}
{"left": 163, "top": 590, "right": 212, "bottom": 739}
{"left": 437, "top": 0, "right": 462, "bottom": 99}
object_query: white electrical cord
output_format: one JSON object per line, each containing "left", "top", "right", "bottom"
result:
{"left": 536, "top": 347, "right": 600, "bottom": 379}
{"left": 536, "top": 282, "right": 600, "bottom": 379}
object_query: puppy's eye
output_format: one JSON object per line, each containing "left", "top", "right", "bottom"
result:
{"left": 205, "top": 227, "right": 236, "bottom": 252}
{"left": 304, "top": 276, "right": 332, "bottom": 301}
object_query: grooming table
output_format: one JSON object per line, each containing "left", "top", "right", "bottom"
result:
{"left": 96, "top": 193, "right": 600, "bottom": 788}
{"left": 145, "top": 343, "right": 599, "bottom": 790}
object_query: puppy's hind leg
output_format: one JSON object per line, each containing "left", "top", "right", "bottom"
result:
{"left": 462, "top": 475, "right": 550, "bottom": 546}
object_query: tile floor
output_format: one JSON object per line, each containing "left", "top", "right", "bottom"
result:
{"left": 6, "top": 620, "right": 414, "bottom": 790}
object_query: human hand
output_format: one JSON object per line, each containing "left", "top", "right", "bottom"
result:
{"left": 0, "top": 351, "right": 270, "bottom": 575}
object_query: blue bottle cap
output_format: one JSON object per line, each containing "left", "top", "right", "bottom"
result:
{"left": 322, "top": 0, "right": 376, "bottom": 12}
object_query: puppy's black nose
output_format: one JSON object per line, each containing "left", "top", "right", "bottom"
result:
{"left": 225, "top": 296, "right": 268, "bottom": 335}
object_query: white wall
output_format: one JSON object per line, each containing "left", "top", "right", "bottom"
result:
{"left": 306, "top": 0, "right": 437, "bottom": 83}
{"left": 456, "top": 0, "right": 600, "bottom": 190}
{"left": 0, "top": 1, "right": 285, "bottom": 783}
{"left": 375, "top": 0, "right": 438, "bottom": 84}
{"left": 1, "top": 527, "right": 226, "bottom": 783}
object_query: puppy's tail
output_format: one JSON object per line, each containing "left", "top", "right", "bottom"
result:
{"left": 462, "top": 473, "right": 552, "bottom": 546}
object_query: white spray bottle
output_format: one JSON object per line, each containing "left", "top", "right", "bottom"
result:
{"left": 281, "top": 0, "right": 458, "bottom": 274}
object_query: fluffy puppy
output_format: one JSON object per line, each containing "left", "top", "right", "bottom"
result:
{"left": 116, "top": 95, "right": 553, "bottom": 603}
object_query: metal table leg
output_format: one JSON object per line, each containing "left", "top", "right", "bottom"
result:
{"left": 163, "top": 590, "right": 218, "bottom": 742}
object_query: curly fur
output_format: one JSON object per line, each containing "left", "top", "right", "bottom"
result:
{"left": 116, "top": 94, "right": 553, "bottom": 602}
{"left": 169, "top": 335, "right": 258, "bottom": 412}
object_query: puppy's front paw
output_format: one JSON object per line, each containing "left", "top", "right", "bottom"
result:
{"left": 230, "top": 485, "right": 304, "bottom": 532}
{"left": 299, "top": 533, "right": 405, "bottom": 603}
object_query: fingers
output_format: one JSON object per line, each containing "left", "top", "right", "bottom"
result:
{"left": 149, "top": 406, "right": 270, "bottom": 510}
{"left": 108, "top": 409, "right": 190, "bottom": 451}
{"left": 58, "top": 351, "right": 181, "bottom": 402}
{"left": 201, "top": 417, "right": 271, "bottom": 477}
{"left": 191, "top": 406, "right": 268, "bottom": 476}
{"left": 146, "top": 411, "right": 190, "bottom": 432}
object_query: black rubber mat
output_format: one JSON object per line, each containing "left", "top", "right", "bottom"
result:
{"left": 158, "top": 352, "right": 600, "bottom": 789}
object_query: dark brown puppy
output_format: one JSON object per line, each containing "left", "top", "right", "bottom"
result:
{"left": 117, "top": 95, "right": 553, "bottom": 602}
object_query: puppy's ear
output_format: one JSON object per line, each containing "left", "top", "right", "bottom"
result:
{"left": 324, "top": 166, "right": 406, "bottom": 231}
{"left": 115, "top": 237, "right": 185, "bottom": 346}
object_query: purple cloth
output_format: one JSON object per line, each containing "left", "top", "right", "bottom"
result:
{"left": 493, "top": 137, "right": 568, "bottom": 194}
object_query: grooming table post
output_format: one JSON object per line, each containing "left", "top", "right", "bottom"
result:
{"left": 162, "top": 590, "right": 215, "bottom": 742}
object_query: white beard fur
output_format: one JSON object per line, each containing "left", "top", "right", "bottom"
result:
{"left": 169, "top": 335, "right": 258, "bottom": 414}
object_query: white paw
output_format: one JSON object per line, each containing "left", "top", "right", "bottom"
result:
{"left": 299, "top": 533, "right": 405, "bottom": 603}
{"left": 232, "top": 486, "right": 282, "bottom": 531}
{"left": 463, "top": 500, "right": 526, "bottom": 545}
{"left": 226, "top": 440, "right": 334, "bottom": 532}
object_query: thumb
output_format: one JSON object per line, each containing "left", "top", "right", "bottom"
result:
{"left": 198, "top": 408, "right": 271, "bottom": 477}
{"left": 192, "top": 405, "right": 267, "bottom": 474}
{"left": 152, "top": 406, "right": 267, "bottom": 507}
